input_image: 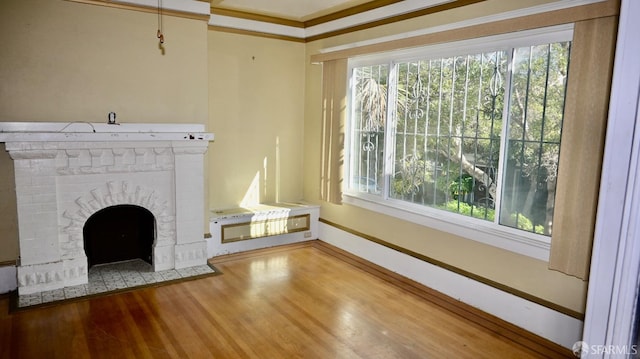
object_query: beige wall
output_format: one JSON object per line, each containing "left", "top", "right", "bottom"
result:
{"left": 207, "top": 31, "right": 305, "bottom": 210}
{"left": 0, "top": 0, "right": 599, "bottom": 315}
{"left": 0, "top": 0, "right": 209, "bottom": 261}
{"left": 303, "top": 0, "right": 592, "bottom": 315}
{"left": 0, "top": 148, "right": 18, "bottom": 263}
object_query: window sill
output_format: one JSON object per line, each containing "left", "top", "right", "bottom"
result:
{"left": 342, "top": 193, "right": 550, "bottom": 262}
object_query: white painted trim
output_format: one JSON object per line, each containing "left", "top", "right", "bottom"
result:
{"left": 0, "top": 264, "right": 17, "bottom": 294}
{"left": 206, "top": 0, "right": 604, "bottom": 40}
{"left": 318, "top": 0, "right": 604, "bottom": 51}
{"left": 207, "top": 230, "right": 315, "bottom": 258}
{"left": 348, "top": 24, "right": 574, "bottom": 64}
{"left": 0, "top": 122, "right": 213, "bottom": 142}
{"left": 209, "top": 14, "right": 306, "bottom": 39}
{"left": 319, "top": 222, "right": 582, "bottom": 349}
{"left": 304, "top": 0, "right": 450, "bottom": 38}
{"left": 111, "top": 0, "right": 210, "bottom": 15}
{"left": 343, "top": 194, "right": 550, "bottom": 261}
{"left": 0, "top": 122, "right": 206, "bottom": 133}
{"left": 582, "top": 0, "right": 640, "bottom": 355}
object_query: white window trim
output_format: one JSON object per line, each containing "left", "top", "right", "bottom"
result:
{"left": 344, "top": 25, "right": 575, "bottom": 262}
{"left": 343, "top": 194, "right": 551, "bottom": 261}
{"left": 348, "top": 24, "right": 574, "bottom": 67}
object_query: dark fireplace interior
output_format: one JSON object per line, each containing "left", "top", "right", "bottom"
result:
{"left": 83, "top": 205, "right": 156, "bottom": 268}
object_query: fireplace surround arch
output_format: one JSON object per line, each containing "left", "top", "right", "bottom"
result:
{"left": 63, "top": 180, "right": 173, "bottom": 267}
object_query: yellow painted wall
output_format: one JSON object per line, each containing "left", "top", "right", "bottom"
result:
{"left": 207, "top": 32, "right": 305, "bottom": 210}
{"left": 0, "top": 0, "right": 209, "bottom": 262}
{"left": 303, "top": 0, "right": 589, "bottom": 314}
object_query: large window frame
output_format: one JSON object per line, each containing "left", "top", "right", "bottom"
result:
{"left": 343, "top": 25, "right": 574, "bottom": 261}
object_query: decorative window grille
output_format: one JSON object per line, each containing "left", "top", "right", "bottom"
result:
{"left": 347, "top": 36, "right": 571, "bottom": 236}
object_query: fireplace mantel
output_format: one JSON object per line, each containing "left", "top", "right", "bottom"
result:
{"left": 0, "top": 121, "right": 213, "bottom": 142}
{"left": 1, "top": 122, "right": 213, "bottom": 295}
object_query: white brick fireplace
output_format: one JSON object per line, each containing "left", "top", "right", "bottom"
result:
{"left": 0, "top": 122, "right": 213, "bottom": 295}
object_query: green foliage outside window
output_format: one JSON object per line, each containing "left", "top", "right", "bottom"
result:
{"left": 349, "top": 36, "right": 571, "bottom": 236}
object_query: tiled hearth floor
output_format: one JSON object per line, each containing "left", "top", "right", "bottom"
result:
{"left": 13, "top": 259, "right": 217, "bottom": 310}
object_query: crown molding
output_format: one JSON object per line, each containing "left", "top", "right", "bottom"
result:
{"left": 106, "top": 0, "right": 210, "bottom": 15}
{"left": 207, "top": 25, "right": 306, "bottom": 43}
{"left": 68, "top": 0, "right": 612, "bottom": 42}
{"left": 303, "top": 0, "right": 402, "bottom": 27}
{"left": 66, "top": 0, "right": 211, "bottom": 20}
{"left": 209, "top": 14, "right": 307, "bottom": 39}
{"left": 208, "top": 0, "right": 612, "bottom": 42}
{"left": 209, "top": 0, "right": 465, "bottom": 41}
{"left": 210, "top": 7, "right": 305, "bottom": 28}
{"left": 304, "top": 0, "right": 483, "bottom": 42}
{"left": 318, "top": 0, "right": 611, "bottom": 53}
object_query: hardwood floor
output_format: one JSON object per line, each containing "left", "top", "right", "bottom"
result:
{"left": 0, "top": 241, "right": 571, "bottom": 358}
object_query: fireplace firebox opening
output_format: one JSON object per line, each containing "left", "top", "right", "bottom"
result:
{"left": 83, "top": 205, "right": 156, "bottom": 268}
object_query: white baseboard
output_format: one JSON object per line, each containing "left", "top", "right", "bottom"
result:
{"left": 0, "top": 264, "right": 17, "bottom": 294}
{"left": 319, "top": 222, "right": 582, "bottom": 349}
{"left": 207, "top": 230, "right": 316, "bottom": 257}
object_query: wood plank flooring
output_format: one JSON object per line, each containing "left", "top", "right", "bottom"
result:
{"left": 0, "top": 241, "right": 572, "bottom": 358}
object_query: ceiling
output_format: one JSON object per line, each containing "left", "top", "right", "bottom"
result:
{"left": 210, "top": 0, "right": 380, "bottom": 22}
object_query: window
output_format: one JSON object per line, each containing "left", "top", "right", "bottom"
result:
{"left": 345, "top": 26, "right": 572, "bottom": 251}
